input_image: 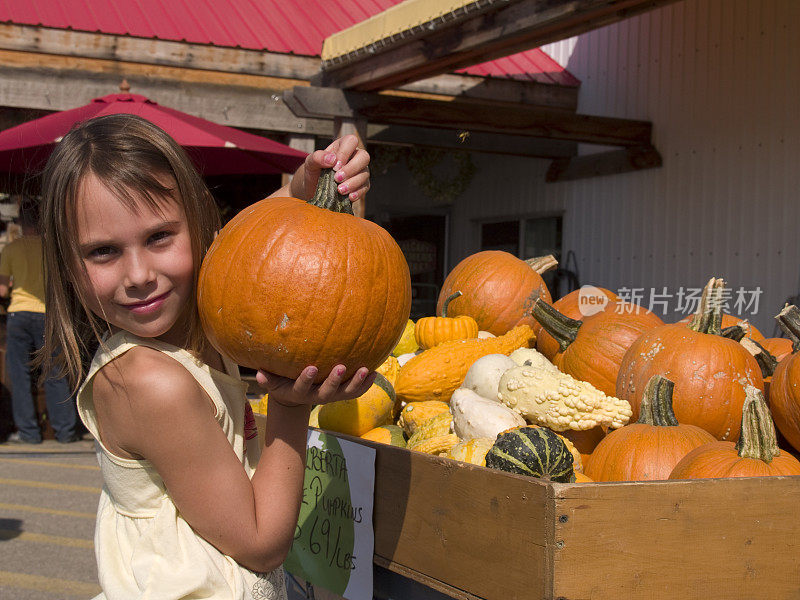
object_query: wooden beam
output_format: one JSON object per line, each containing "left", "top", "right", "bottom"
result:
{"left": 286, "top": 86, "right": 653, "bottom": 147}
{"left": 398, "top": 73, "right": 579, "bottom": 112}
{"left": 0, "top": 62, "right": 334, "bottom": 137}
{"left": 0, "top": 23, "right": 578, "bottom": 111}
{"left": 0, "top": 23, "right": 320, "bottom": 81}
{"left": 367, "top": 124, "right": 577, "bottom": 159}
{"left": 545, "top": 145, "right": 662, "bottom": 181}
{"left": 316, "top": 0, "right": 682, "bottom": 91}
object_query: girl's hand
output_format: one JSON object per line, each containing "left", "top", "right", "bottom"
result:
{"left": 255, "top": 364, "right": 375, "bottom": 407}
{"left": 292, "top": 135, "right": 370, "bottom": 204}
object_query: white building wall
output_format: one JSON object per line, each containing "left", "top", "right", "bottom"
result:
{"left": 373, "top": 0, "right": 800, "bottom": 333}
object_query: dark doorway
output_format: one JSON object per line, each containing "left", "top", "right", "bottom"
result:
{"left": 385, "top": 214, "right": 447, "bottom": 320}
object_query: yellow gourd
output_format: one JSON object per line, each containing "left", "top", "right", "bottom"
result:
{"left": 395, "top": 324, "right": 536, "bottom": 405}
{"left": 317, "top": 372, "right": 395, "bottom": 437}
{"left": 444, "top": 437, "right": 495, "bottom": 466}
{"left": 361, "top": 424, "right": 407, "bottom": 447}
{"left": 308, "top": 405, "right": 321, "bottom": 428}
{"left": 375, "top": 354, "right": 400, "bottom": 386}
{"left": 397, "top": 401, "right": 451, "bottom": 437}
{"left": 415, "top": 291, "right": 479, "bottom": 349}
{"left": 408, "top": 433, "right": 460, "bottom": 455}
{"left": 392, "top": 319, "right": 419, "bottom": 356}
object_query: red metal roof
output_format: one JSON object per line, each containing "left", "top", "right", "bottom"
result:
{"left": 0, "top": 0, "right": 580, "bottom": 87}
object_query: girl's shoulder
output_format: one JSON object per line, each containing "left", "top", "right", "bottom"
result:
{"left": 91, "top": 344, "right": 218, "bottom": 457}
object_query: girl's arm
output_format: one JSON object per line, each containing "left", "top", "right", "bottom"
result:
{"left": 92, "top": 346, "right": 373, "bottom": 573}
{"left": 270, "top": 134, "right": 370, "bottom": 203}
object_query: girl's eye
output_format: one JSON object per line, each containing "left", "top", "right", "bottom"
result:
{"left": 149, "top": 230, "right": 172, "bottom": 244}
{"left": 88, "top": 246, "right": 116, "bottom": 259}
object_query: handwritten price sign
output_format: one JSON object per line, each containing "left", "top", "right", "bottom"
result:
{"left": 284, "top": 430, "right": 375, "bottom": 600}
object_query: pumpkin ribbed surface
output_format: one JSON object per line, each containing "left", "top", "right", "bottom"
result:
{"left": 437, "top": 251, "right": 552, "bottom": 336}
{"left": 486, "top": 426, "right": 575, "bottom": 482}
{"left": 197, "top": 195, "right": 411, "bottom": 383}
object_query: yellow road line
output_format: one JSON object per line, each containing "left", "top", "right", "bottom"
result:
{"left": 0, "top": 570, "right": 101, "bottom": 597}
{"left": 0, "top": 502, "right": 96, "bottom": 519}
{"left": 0, "top": 445, "right": 94, "bottom": 454}
{"left": 0, "top": 477, "right": 101, "bottom": 494}
{"left": 0, "top": 456, "right": 100, "bottom": 471}
{"left": 0, "top": 528, "right": 94, "bottom": 549}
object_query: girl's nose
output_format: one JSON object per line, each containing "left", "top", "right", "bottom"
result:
{"left": 123, "top": 251, "right": 156, "bottom": 289}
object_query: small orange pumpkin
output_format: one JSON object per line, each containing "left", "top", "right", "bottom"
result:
{"left": 197, "top": 169, "right": 412, "bottom": 383}
{"left": 584, "top": 375, "right": 715, "bottom": 481}
{"left": 415, "top": 291, "right": 479, "bottom": 349}
{"left": 669, "top": 385, "right": 800, "bottom": 479}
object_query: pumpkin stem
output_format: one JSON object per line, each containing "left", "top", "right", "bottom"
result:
{"left": 638, "top": 375, "right": 679, "bottom": 426}
{"left": 686, "top": 277, "right": 724, "bottom": 335}
{"left": 721, "top": 323, "right": 749, "bottom": 342}
{"left": 775, "top": 304, "right": 800, "bottom": 353}
{"left": 308, "top": 168, "right": 354, "bottom": 215}
{"left": 525, "top": 255, "right": 558, "bottom": 275}
{"left": 531, "top": 298, "right": 581, "bottom": 353}
{"left": 441, "top": 291, "right": 462, "bottom": 318}
{"left": 740, "top": 337, "right": 779, "bottom": 378}
{"left": 735, "top": 385, "right": 781, "bottom": 462}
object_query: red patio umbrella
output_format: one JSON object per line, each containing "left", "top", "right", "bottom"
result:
{"left": 0, "top": 92, "right": 307, "bottom": 176}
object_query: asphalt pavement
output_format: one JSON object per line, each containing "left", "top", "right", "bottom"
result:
{"left": 0, "top": 437, "right": 101, "bottom": 599}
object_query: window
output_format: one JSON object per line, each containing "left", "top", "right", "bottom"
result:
{"left": 480, "top": 215, "right": 563, "bottom": 294}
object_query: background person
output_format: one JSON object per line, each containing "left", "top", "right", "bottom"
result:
{"left": 0, "top": 199, "right": 79, "bottom": 444}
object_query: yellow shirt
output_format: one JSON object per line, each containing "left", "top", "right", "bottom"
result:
{"left": 0, "top": 235, "right": 46, "bottom": 313}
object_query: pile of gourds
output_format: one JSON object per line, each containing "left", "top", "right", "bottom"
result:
{"left": 234, "top": 235, "right": 800, "bottom": 483}
{"left": 310, "top": 251, "right": 800, "bottom": 484}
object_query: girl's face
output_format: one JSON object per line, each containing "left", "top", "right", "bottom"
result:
{"left": 74, "top": 172, "right": 196, "bottom": 346}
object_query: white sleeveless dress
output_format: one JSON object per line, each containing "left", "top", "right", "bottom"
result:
{"left": 77, "top": 331, "right": 287, "bottom": 600}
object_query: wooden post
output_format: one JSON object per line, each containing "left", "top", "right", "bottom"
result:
{"left": 333, "top": 117, "right": 368, "bottom": 219}
{"left": 281, "top": 134, "right": 317, "bottom": 189}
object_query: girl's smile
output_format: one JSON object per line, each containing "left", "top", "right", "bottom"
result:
{"left": 75, "top": 173, "right": 195, "bottom": 346}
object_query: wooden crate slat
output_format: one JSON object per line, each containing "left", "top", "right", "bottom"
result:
{"left": 551, "top": 477, "right": 800, "bottom": 599}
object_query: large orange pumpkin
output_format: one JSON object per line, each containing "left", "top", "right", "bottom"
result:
{"left": 532, "top": 298, "right": 663, "bottom": 397}
{"left": 584, "top": 375, "right": 715, "bottom": 481}
{"left": 766, "top": 305, "right": 800, "bottom": 452}
{"left": 197, "top": 169, "right": 412, "bottom": 383}
{"left": 436, "top": 251, "right": 553, "bottom": 336}
{"left": 616, "top": 278, "right": 763, "bottom": 441}
{"left": 536, "top": 286, "right": 618, "bottom": 360}
{"left": 669, "top": 386, "right": 800, "bottom": 479}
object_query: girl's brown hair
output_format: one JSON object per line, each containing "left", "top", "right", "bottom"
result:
{"left": 38, "top": 114, "right": 221, "bottom": 389}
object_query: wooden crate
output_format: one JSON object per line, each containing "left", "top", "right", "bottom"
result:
{"left": 253, "top": 415, "right": 800, "bottom": 599}
{"left": 344, "top": 431, "right": 800, "bottom": 600}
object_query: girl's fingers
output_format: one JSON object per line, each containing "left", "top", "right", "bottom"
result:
{"left": 291, "top": 366, "right": 318, "bottom": 397}
{"left": 335, "top": 170, "right": 370, "bottom": 198}
{"left": 326, "top": 135, "right": 360, "bottom": 170}
{"left": 316, "top": 365, "right": 348, "bottom": 402}
{"left": 342, "top": 368, "right": 375, "bottom": 397}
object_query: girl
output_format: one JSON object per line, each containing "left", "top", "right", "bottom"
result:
{"left": 38, "top": 113, "right": 374, "bottom": 600}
